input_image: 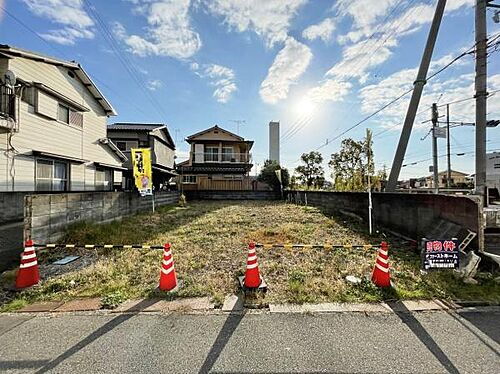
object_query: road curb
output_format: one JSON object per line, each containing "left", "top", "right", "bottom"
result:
{"left": 5, "top": 297, "right": 500, "bottom": 315}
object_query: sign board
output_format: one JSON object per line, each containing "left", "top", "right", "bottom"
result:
{"left": 433, "top": 127, "right": 447, "bottom": 139}
{"left": 429, "top": 165, "right": 434, "bottom": 172}
{"left": 422, "top": 239, "right": 459, "bottom": 270}
{"left": 131, "top": 148, "right": 153, "bottom": 196}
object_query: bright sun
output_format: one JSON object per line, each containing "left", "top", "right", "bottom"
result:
{"left": 294, "top": 97, "right": 316, "bottom": 116}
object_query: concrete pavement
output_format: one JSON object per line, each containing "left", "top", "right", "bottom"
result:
{"left": 0, "top": 307, "right": 499, "bottom": 373}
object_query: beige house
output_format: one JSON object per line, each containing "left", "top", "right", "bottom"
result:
{"left": 107, "top": 123, "right": 176, "bottom": 190}
{"left": 0, "top": 45, "right": 126, "bottom": 192}
{"left": 177, "top": 125, "right": 253, "bottom": 190}
{"left": 422, "top": 170, "right": 470, "bottom": 188}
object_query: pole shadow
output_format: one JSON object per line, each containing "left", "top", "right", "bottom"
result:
{"left": 386, "top": 301, "right": 460, "bottom": 374}
{"left": 198, "top": 310, "right": 247, "bottom": 374}
{"left": 0, "top": 360, "right": 50, "bottom": 370}
{"left": 34, "top": 298, "right": 159, "bottom": 374}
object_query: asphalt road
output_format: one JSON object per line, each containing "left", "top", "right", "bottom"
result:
{"left": 0, "top": 309, "right": 499, "bottom": 374}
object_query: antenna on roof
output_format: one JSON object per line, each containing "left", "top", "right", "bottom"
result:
{"left": 229, "top": 119, "right": 246, "bottom": 135}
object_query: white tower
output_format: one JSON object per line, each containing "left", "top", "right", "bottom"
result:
{"left": 269, "top": 121, "right": 280, "bottom": 164}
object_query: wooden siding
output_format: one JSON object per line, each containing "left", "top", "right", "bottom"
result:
{"left": 0, "top": 55, "right": 122, "bottom": 191}
{"left": 185, "top": 176, "right": 251, "bottom": 191}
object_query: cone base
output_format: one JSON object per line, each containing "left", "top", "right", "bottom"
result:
{"left": 238, "top": 276, "right": 267, "bottom": 293}
{"left": 158, "top": 279, "right": 184, "bottom": 293}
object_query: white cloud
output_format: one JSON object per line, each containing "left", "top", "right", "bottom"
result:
{"left": 302, "top": 18, "right": 335, "bottom": 43}
{"left": 22, "top": 0, "right": 94, "bottom": 45}
{"left": 204, "top": 0, "right": 307, "bottom": 47}
{"left": 117, "top": 0, "right": 201, "bottom": 60}
{"left": 191, "top": 63, "right": 237, "bottom": 103}
{"left": 325, "top": 37, "right": 396, "bottom": 84}
{"left": 358, "top": 54, "right": 500, "bottom": 134}
{"left": 260, "top": 37, "right": 312, "bottom": 104}
{"left": 147, "top": 79, "right": 163, "bottom": 91}
{"left": 335, "top": 0, "right": 472, "bottom": 45}
{"left": 312, "top": 0, "right": 475, "bottom": 100}
{"left": 307, "top": 80, "right": 352, "bottom": 104}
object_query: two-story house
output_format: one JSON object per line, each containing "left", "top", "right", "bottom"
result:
{"left": 107, "top": 123, "right": 176, "bottom": 190}
{"left": 0, "top": 45, "right": 126, "bottom": 192}
{"left": 177, "top": 125, "right": 253, "bottom": 190}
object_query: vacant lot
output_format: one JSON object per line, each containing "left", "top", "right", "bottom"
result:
{"left": 2, "top": 200, "right": 499, "bottom": 310}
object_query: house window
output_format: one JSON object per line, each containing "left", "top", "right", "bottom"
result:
{"left": 69, "top": 109, "right": 83, "bottom": 127}
{"left": 205, "top": 146, "right": 219, "bottom": 162}
{"left": 95, "top": 168, "right": 113, "bottom": 191}
{"left": 138, "top": 140, "right": 149, "bottom": 148}
{"left": 35, "top": 159, "right": 68, "bottom": 191}
{"left": 222, "top": 147, "right": 233, "bottom": 162}
{"left": 182, "top": 175, "right": 197, "bottom": 184}
{"left": 116, "top": 141, "right": 127, "bottom": 151}
{"left": 21, "top": 86, "right": 35, "bottom": 106}
{"left": 58, "top": 103, "right": 70, "bottom": 124}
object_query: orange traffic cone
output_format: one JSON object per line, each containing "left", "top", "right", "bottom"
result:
{"left": 15, "top": 239, "right": 40, "bottom": 289}
{"left": 159, "top": 243, "right": 177, "bottom": 291}
{"left": 244, "top": 242, "right": 262, "bottom": 288}
{"left": 371, "top": 242, "right": 391, "bottom": 287}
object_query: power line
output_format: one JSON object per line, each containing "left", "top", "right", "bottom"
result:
{"left": 82, "top": 0, "right": 170, "bottom": 121}
{"left": 312, "top": 34, "right": 500, "bottom": 156}
{"left": 280, "top": 0, "right": 416, "bottom": 144}
{"left": 1, "top": 3, "right": 157, "bottom": 120}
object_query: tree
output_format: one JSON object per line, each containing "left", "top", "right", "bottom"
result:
{"left": 295, "top": 151, "right": 325, "bottom": 188}
{"left": 329, "top": 130, "right": 375, "bottom": 191}
{"left": 257, "top": 160, "right": 289, "bottom": 191}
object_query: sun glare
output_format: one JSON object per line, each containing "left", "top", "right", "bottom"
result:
{"left": 294, "top": 97, "right": 316, "bottom": 116}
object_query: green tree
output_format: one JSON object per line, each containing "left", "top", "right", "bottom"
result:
{"left": 295, "top": 151, "right": 325, "bottom": 188}
{"left": 257, "top": 160, "right": 289, "bottom": 191}
{"left": 329, "top": 130, "right": 375, "bottom": 191}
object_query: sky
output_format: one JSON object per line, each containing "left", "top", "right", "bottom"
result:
{"left": 1, "top": 0, "right": 499, "bottom": 180}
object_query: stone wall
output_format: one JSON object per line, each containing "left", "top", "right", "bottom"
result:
{"left": 184, "top": 190, "right": 280, "bottom": 200}
{"left": 24, "top": 191, "right": 179, "bottom": 244}
{"left": 287, "top": 190, "right": 481, "bottom": 248}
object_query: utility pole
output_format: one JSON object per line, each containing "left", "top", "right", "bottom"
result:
{"left": 475, "top": 0, "right": 488, "bottom": 198}
{"left": 431, "top": 103, "right": 439, "bottom": 193}
{"left": 367, "top": 128, "right": 373, "bottom": 235}
{"left": 446, "top": 104, "right": 451, "bottom": 188}
{"left": 387, "top": 0, "right": 447, "bottom": 191}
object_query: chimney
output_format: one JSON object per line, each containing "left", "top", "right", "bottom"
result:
{"left": 269, "top": 121, "right": 280, "bottom": 164}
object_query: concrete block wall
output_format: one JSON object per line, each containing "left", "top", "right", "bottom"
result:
{"left": 288, "top": 191, "right": 480, "bottom": 245}
{"left": 185, "top": 190, "right": 280, "bottom": 200}
{"left": 0, "top": 192, "right": 29, "bottom": 224}
{"left": 25, "top": 191, "right": 179, "bottom": 244}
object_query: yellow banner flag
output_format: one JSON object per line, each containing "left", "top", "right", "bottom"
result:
{"left": 131, "top": 148, "right": 153, "bottom": 195}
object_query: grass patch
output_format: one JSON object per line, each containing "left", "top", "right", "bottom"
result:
{"left": 3, "top": 200, "right": 500, "bottom": 308}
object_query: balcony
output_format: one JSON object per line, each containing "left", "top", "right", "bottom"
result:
{"left": 0, "top": 85, "right": 16, "bottom": 126}
{"left": 194, "top": 152, "right": 252, "bottom": 164}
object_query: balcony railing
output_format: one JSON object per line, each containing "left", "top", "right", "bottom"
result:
{"left": 0, "top": 85, "right": 16, "bottom": 121}
{"left": 194, "top": 152, "right": 252, "bottom": 163}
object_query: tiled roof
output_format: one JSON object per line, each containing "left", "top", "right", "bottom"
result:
{"left": 107, "top": 123, "right": 166, "bottom": 131}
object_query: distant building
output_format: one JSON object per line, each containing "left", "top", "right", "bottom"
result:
{"left": 269, "top": 121, "right": 280, "bottom": 164}
{"left": 422, "top": 170, "right": 470, "bottom": 188}
{"left": 177, "top": 125, "right": 253, "bottom": 190}
{"left": 486, "top": 152, "right": 500, "bottom": 191}
{"left": 107, "top": 123, "right": 176, "bottom": 190}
